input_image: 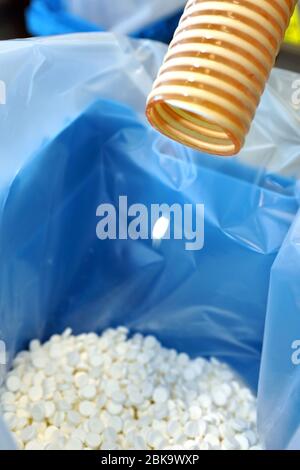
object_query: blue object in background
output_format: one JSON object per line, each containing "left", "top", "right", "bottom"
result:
{"left": 132, "top": 12, "right": 182, "bottom": 43}
{"left": 26, "top": 0, "right": 183, "bottom": 43}
{"left": 26, "top": 0, "right": 103, "bottom": 36}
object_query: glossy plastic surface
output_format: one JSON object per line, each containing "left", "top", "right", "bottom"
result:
{"left": 0, "top": 34, "right": 299, "bottom": 449}
{"left": 26, "top": 0, "right": 185, "bottom": 43}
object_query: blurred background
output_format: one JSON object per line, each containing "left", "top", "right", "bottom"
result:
{"left": 0, "top": 0, "right": 29, "bottom": 39}
{"left": 0, "top": 0, "right": 299, "bottom": 72}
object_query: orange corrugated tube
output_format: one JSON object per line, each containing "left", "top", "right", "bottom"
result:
{"left": 146, "top": 0, "right": 297, "bottom": 156}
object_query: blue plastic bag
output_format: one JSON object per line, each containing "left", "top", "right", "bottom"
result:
{"left": 258, "top": 210, "right": 300, "bottom": 450}
{"left": 26, "top": 0, "right": 184, "bottom": 43}
{"left": 0, "top": 33, "right": 299, "bottom": 449}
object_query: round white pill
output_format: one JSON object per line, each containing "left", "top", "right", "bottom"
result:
{"left": 111, "top": 391, "right": 126, "bottom": 404}
{"left": 21, "top": 425, "right": 36, "bottom": 443}
{"left": 189, "top": 405, "right": 202, "bottom": 420}
{"left": 133, "top": 436, "right": 146, "bottom": 450}
{"left": 204, "top": 433, "right": 220, "bottom": 447}
{"left": 88, "top": 417, "right": 103, "bottom": 434}
{"left": 167, "top": 420, "right": 181, "bottom": 438}
{"left": 199, "top": 442, "right": 210, "bottom": 450}
{"left": 222, "top": 437, "right": 239, "bottom": 450}
{"left": 74, "top": 372, "right": 89, "bottom": 388}
{"left": 28, "top": 386, "right": 43, "bottom": 402}
{"left": 67, "top": 411, "right": 81, "bottom": 425}
{"left": 72, "top": 428, "right": 86, "bottom": 443}
{"left": 25, "top": 440, "right": 44, "bottom": 450}
{"left": 183, "top": 368, "right": 196, "bottom": 382}
{"left": 45, "top": 442, "right": 63, "bottom": 450}
{"left": 6, "top": 376, "right": 21, "bottom": 393}
{"left": 230, "top": 417, "right": 248, "bottom": 433}
{"left": 79, "top": 385, "right": 97, "bottom": 400}
{"left": 1, "top": 391, "right": 15, "bottom": 403}
{"left": 184, "top": 421, "right": 200, "bottom": 439}
{"left": 44, "top": 402, "right": 56, "bottom": 418}
{"left": 153, "top": 387, "right": 169, "bottom": 403}
{"left": 44, "top": 426, "right": 59, "bottom": 441}
{"left": 65, "top": 438, "right": 83, "bottom": 450}
{"left": 31, "top": 403, "right": 45, "bottom": 422}
{"left": 32, "top": 355, "right": 47, "bottom": 370}
{"left": 198, "top": 394, "right": 212, "bottom": 409}
{"left": 212, "top": 387, "right": 227, "bottom": 407}
{"left": 89, "top": 354, "right": 103, "bottom": 367}
{"left": 29, "top": 339, "right": 41, "bottom": 352}
{"left": 49, "top": 344, "right": 61, "bottom": 359}
{"left": 107, "top": 401, "right": 123, "bottom": 416}
{"left": 16, "top": 417, "right": 28, "bottom": 430}
{"left": 79, "top": 401, "right": 96, "bottom": 417}
{"left": 67, "top": 352, "right": 80, "bottom": 367}
{"left": 85, "top": 432, "right": 101, "bottom": 449}
{"left": 110, "top": 416, "right": 123, "bottom": 433}
{"left": 147, "top": 430, "right": 164, "bottom": 448}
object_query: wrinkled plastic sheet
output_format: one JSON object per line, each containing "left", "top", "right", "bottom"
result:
{"left": 240, "top": 69, "right": 300, "bottom": 178}
{"left": 0, "top": 33, "right": 299, "bottom": 449}
{"left": 26, "top": 0, "right": 185, "bottom": 43}
{"left": 64, "top": 0, "right": 186, "bottom": 34}
{"left": 258, "top": 209, "right": 300, "bottom": 449}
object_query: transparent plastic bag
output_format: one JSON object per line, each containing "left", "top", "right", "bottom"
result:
{"left": 258, "top": 209, "right": 300, "bottom": 450}
{"left": 64, "top": 0, "right": 186, "bottom": 34}
{"left": 0, "top": 422, "right": 16, "bottom": 450}
{"left": 239, "top": 69, "right": 300, "bottom": 178}
{"left": 26, "top": 0, "right": 185, "bottom": 43}
{"left": 0, "top": 33, "right": 299, "bottom": 450}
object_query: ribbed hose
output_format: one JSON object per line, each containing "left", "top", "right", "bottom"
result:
{"left": 146, "top": 0, "right": 296, "bottom": 156}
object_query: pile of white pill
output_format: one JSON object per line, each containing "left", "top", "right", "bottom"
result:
{"left": 0, "top": 327, "right": 262, "bottom": 450}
